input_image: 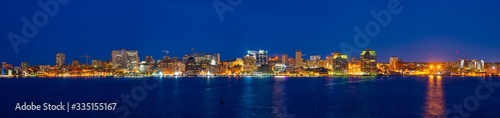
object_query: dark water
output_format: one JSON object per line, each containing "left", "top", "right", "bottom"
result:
{"left": 1, "top": 76, "right": 500, "bottom": 118}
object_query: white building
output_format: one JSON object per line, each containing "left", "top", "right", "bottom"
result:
{"left": 248, "top": 50, "right": 268, "bottom": 66}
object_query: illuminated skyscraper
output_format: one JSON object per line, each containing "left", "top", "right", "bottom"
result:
{"left": 243, "top": 55, "right": 256, "bottom": 73}
{"left": 332, "top": 52, "right": 348, "bottom": 74}
{"left": 112, "top": 49, "right": 139, "bottom": 71}
{"left": 295, "top": 50, "right": 302, "bottom": 68}
{"left": 389, "top": 56, "right": 402, "bottom": 71}
{"left": 145, "top": 56, "right": 155, "bottom": 65}
{"left": 56, "top": 52, "right": 65, "bottom": 67}
{"left": 360, "top": 49, "right": 377, "bottom": 74}
{"left": 282, "top": 54, "right": 288, "bottom": 65}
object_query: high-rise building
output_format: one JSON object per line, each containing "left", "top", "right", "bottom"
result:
{"left": 326, "top": 56, "right": 332, "bottom": 69}
{"left": 72, "top": 59, "right": 79, "bottom": 66}
{"left": 194, "top": 52, "right": 220, "bottom": 65}
{"left": 389, "top": 56, "right": 402, "bottom": 71}
{"left": 56, "top": 52, "right": 65, "bottom": 67}
{"left": 145, "top": 56, "right": 155, "bottom": 65}
{"left": 112, "top": 49, "right": 139, "bottom": 71}
{"left": 185, "top": 57, "right": 202, "bottom": 75}
{"left": 459, "top": 59, "right": 485, "bottom": 72}
{"left": 360, "top": 49, "right": 377, "bottom": 74}
{"left": 332, "top": 52, "right": 348, "bottom": 74}
{"left": 247, "top": 50, "right": 268, "bottom": 66}
{"left": 243, "top": 55, "right": 256, "bottom": 73}
{"left": 295, "top": 50, "right": 302, "bottom": 68}
{"left": 282, "top": 54, "right": 288, "bottom": 65}
{"left": 92, "top": 60, "right": 102, "bottom": 68}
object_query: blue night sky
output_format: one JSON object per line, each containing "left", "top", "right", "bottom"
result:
{"left": 1, "top": 0, "right": 500, "bottom": 65}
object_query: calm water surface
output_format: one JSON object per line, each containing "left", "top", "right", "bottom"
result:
{"left": 1, "top": 76, "right": 500, "bottom": 117}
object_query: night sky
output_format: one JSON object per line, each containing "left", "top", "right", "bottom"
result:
{"left": 1, "top": 0, "right": 500, "bottom": 65}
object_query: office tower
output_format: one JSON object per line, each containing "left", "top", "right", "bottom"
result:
{"left": 332, "top": 52, "right": 348, "bottom": 74}
{"left": 360, "top": 49, "right": 377, "bottom": 74}
{"left": 56, "top": 52, "right": 65, "bottom": 67}
{"left": 145, "top": 56, "right": 155, "bottom": 65}
{"left": 325, "top": 56, "right": 332, "bottom": 68}
{"left": 194, "top": 52, "right": 220, "bottom": 65}
{"left": 112, "top": 49, "right": 139, "bottom": 71}
{"left": 72, "top": 59, "right": 79, "bottom": 66}
{"left": 243, "top": 55, "right": 257, "bottom": 73}
{"left": 282, "top": 54, "right": 288, "bottom": 65}
{"left": 295, "top": 50, "right": 302, "bottom": 68}
{"left": 247, "top": 50, "right": 268, "bottom": 66}
{"left": 389, "top": 56, "right": 402, "bottom": 71}
{"left": 92, "top": 60, "right": 102, "bottom": 68}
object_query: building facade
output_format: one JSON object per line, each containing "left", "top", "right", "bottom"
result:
{"left": 243, "top": 55, "right": 257, "bottom": 74}
{"left": 112, "top": 49, "right": 140, "bottom": 71}
{"left": 332, "top": 52, "right": 348, "bottom": 74}
{"left": 360, "top": 49, "right": 377, "bottom": 74}
{"left": 56, "top": 52, "right": 65, "bottom": 67}
{"left": 389, "top": 56, "right": 402, "bottom": 72}
{"left": 295, "top": 50, "right": 302, "bottom": 68}
{"left": 247, "top": 50, "right": 268, "bottom": 66}
{"left": 282, "top": 54, "right": 288, "bottom": 65}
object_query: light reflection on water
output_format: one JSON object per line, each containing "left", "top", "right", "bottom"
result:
{"left": 4, "top": 77, "right": 500, "bottom": 117}
{"left": 424, "top": 76, "right": 445, "bottom": 117}
{"left": 272, "top": 77, "right": 288, "bottom": 117}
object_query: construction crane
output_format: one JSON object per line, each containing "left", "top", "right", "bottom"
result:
{"left": 162, "top": 50, "right": 169, "bottom": 56}
{"left": 80, "top": 54, "right": 90, "bottom": 70}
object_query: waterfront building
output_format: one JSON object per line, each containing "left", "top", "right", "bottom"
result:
{"left": 92, "top": 60, "right": 102, "bottom": 68}
{"left": 282, "top": 54, "right": 288, "bottom": 65}
{"left": 332, "top": 52, "right": 348, "bottom": 74}
{"left": 72, "top": 59, "right": 79, "bottom": 66}
{"left": 243, "top": 55, "right": 257, "bottom": 74}
{"left": 326, "top": 56, "right": 332, "bottom": 69}
{"left": 185, "top": 57, "right": 202, "bottom": 75}
{"left": 295, "top": 50, "right": 302, "bottom": 68}
{"left": 273, "top": 64, "right": 286, "bottom": 73}
{"left": 145, "top": 56, "right": 155, "bottom": 65}
{"left": 459, "top": 59, "right": 485, "bottom": 72}
{"left": 194, "top": 52, "right": 220, "bottom": 65}
{"left": 247, "top": 50, "right": 268, "bottom": 66}
{"left": 360, "top": 49, "right": 377, "bottom": 74}
{"left": 56, "top": 52, "right": 65, "bottom": 67}
{"left": 389, "top": 56, "right": 403, "bottom": 72}
{"left": 112, "top": 49, "right": 139, "bottom": 72}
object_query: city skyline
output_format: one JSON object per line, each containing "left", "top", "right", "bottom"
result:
{"left": 2, "top": 0, "right": 500, "bottom": 65}
{"left": 2, "top": 48, "right": 500, "bottom": 66}
{"left": 2, "top": 48, "right": 498, "bottom": 67}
